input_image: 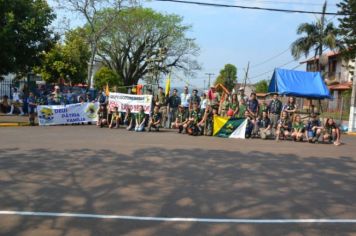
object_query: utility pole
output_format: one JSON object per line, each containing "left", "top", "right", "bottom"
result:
{"left": 205, "top": 73, "right": 215, "bottom": 88}
{"left": 349, "top": 69, "right": 356, "bottom": 133}
{"left": 243, "top": 61, "right": 250, "bottom": 92}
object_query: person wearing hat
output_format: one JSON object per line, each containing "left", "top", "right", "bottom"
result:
{"left": 237, "top": 87, "right": 247, "bottom": 102}
{"left": 155, "top": 87, "right": 168, "bottom": 128}
{"left": 267, "top": 93, "right": 283, "bottom": 134}
{"left": 168, "top": 88, "right": 181, "bottom": 129}
{"left": 172, "top": 105, "right": 188, "bottom": 133}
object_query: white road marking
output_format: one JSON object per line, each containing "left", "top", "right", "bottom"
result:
{"left": 0, "top": 211, "right": 355, "bottom": 223}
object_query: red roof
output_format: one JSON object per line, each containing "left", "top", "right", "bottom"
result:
{"left": 300, "top": 51, "right": 341, "bottom": 64}
{"left": 328, "top": 82, "right": 352, "bottom": 91}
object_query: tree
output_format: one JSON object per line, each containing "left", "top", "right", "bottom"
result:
{"left": 0, "top": 0, "right": 56, "bottom": 77}
{"left": 337, "top": 0, "right": 356, "bottom": 60}
{"left": 291, "top": 1, "right": 341, "bottom": 70}
{"left": 254, "top": 80, "right": 269, "bottom": 93}
{"left": 214, "top": 64, "right": 237, "bottom": 91}
{"left": 95, "top": 7, "right": 200, "bottom": 86}
{"left": 94, "top": 66, "right": 123, "bottom": 90}
{"left": 54, "top": 0, "right": 135, "bottom": 88}
{"left": 35, "top": 28, "right": 90, "bottom": 84}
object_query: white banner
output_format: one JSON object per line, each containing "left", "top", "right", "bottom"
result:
{"left": 37, "top": 102, "right": 100, "bottom": 126}
{"left": 108, "top": 92, "right": 152, "bottom": 114}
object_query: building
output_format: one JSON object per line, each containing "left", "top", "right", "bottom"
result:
{"left": 301, "top": 51, "right": 355, "bottom": 110}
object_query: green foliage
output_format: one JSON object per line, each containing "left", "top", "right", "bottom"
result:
{"left": 94, "top": 66, "right": 123, "bottom": 90}
{"left": 291, "top": 1, "right": 341, "bottom": 61}
{"left": 35, "top": 28, "right": 90, "bottom": 84}
{"left": 254, "top": 80, "right": 269, "bottom": 93}
{"left": 0, "top": 0, "right": 56, "bottom": 76}
{"left": 94, "top": 7, "right": 200, "bottom": 86}
{"left": 214, "top": 64, "right": 237, "bottom": 91}
{"left": 337, "top": 0, "right": 356, "bottom": 65}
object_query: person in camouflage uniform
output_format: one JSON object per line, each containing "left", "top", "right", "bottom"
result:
{"left": 155, "top": 87, "right": 168, "bottom": 128}
{"left": 198, "top": 104, "right": 214, "bottom": 136}
{"left": 184, "top": 102, "right": 202, "bottom": 136}
{"left": 148, "top": 105, "right": 162, "bottom": 132}
{"left": 172, "top": 105, "right": 188, "bottom": 133}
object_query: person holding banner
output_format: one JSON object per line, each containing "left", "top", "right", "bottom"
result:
{"left": 148, "top": 106, "right": 162, "bottom": 132}
{"left": 135, "top": 105, "right": 146, "bottom": 132}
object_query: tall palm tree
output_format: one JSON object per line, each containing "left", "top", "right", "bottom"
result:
{"left": 291, "top": 1, "right": 340, "bottom": 71}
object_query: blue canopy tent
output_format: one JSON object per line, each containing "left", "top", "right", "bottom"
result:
{"left": 268, "top": 68, "right": 331, "bottom": 99}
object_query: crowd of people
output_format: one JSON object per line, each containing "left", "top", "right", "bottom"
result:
{"left": 95, "top": 85, "right": 342, "bottom": 146}
{"left": 0, "top": 84, "right": 342, "bottom": 145}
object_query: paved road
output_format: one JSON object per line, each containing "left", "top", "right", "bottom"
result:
{"left": 0, "top": 126, "right": 356, "bottom": 236}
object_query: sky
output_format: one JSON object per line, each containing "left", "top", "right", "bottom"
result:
{"left": 48, "top": 0, "right": 342, "bottom": 89}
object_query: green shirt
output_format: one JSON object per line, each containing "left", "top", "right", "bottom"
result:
{"left": 190, "top": 109, "right": 202, "bottom": 124}
{"left": 177, "top": 111, "right": 187, "bottom": 123}
{"left": 292, "top": 122, "right": 304, "bottom": 131}
{"left": 136, "top": 111, "right": 146, "bottom": 124}
{"left": 229, "top": 102, "right": 238, "bottom": 111}
{"left": 152, "top": 112, "right": 161, "bottom": 122}
{"left": 237, "top": 104, "right": 247, "bottom": 118}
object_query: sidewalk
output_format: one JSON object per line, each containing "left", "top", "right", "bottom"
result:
{"left": 0, "top": 114, "right": 33, "bottom": 127}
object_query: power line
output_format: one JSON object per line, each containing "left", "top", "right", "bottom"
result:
{"left": 250, "top": 47, "right": 291, "bottom": 68}
{"left": 216, "top": 0, "right": 339, "bottom": 7}
{"left": 154, "top": 0, "right": 352, "bottom": 16}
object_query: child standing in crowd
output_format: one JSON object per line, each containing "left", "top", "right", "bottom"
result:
{"left": 291, "top": 115, "right": 305, "bottom": 142}
{"left": 306, "top": 113, "right": 323, "bottom": 143}
{"left": 275, "top": 111, "right": 291, "bottom": 141}
{"left": 258, "top": 111, "right": 272, "bottom": 140}
{"left": 135, "top": 105, "right": 146, "bottom": 132}
{"left": 323, "top": 118, "right": 341, "bottom": 146}
{"left": 244, "top": 110, "right": 254, "bottom": 138}
{"left": 283, "top": 96, "right": 297, "bottom": 118}
{"left": 148, "top": 105, "right": 162, "bottom": 132}
{"left": 237, "top": 98, "right": 247, "bottom": 118}
{"left": 27, "top": 92, "right": 37, "bottom": 126}
{"left": 268, "top": 93, "right": 283, "bottom": 133}
{"left": 172, "top": 105, "right": 188, "bottom": 133}
{"left": 124, "top": 107, "right": 135, "bottom": 131}
{"left": 200, "top": 93, "right": 208, "bottom": 116}
{"left": 220, "top": 94, "right": 230, "bottom": 117}
{"left": 247, "top": 92, "right": 259, "bottom": 118}
{"left": 109, "top": 107, "right": 121, "bottom": 129}
{"left": 229, "top": 94, "right": 239, "bottom": 117}
{"left": 97, "top": 104, "right": 108, "bottom": 128}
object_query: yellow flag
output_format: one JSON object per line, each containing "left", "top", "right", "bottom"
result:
{"left": 105, "top": 83, "right": 110, "bottom": 96}
{"left": 165, "top": 74, "right": 171, "bottom": 96}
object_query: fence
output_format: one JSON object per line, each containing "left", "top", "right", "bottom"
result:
{"left": 0, "top": 79, "right": 28, "bottom": 99}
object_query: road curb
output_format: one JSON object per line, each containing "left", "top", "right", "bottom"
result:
{"left": 0, "top": 123, "right": 30, "bottom": 127}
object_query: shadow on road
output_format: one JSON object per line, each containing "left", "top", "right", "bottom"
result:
{"left": 0, "top": 147, "right": 355, "bottom": 235}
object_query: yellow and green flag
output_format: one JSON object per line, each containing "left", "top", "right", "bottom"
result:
{"left": 165, "top": 74, "right": 171, "bottom": 96}
{"left": 213, "top": 116, "right": 247, "bottom": 139}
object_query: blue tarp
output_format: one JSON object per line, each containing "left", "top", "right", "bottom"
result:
{"left": 268, "top": 68, "right": 331, "bottom": 99}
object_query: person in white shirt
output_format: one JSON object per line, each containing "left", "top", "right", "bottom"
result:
{"left": 200, "top": 93, "right": 207, "bottom": 114}
{"left": 8, "top": 88, "right": 24, "bottom": 115}
{"left": 180, "top": 86, "right": 191, "bottom": 116}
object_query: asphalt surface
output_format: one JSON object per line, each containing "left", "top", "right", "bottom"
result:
{"left": 0, "top": 126, "right": 356, "bottom": 236}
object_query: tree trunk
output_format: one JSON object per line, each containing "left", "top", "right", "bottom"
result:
{"left": 88, "top": 41, "right": 97, "bottom": 89}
